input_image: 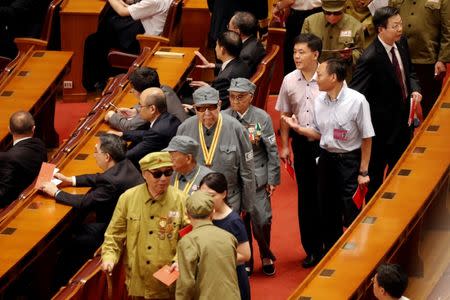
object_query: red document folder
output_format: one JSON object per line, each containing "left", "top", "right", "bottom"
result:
{"left": 34, "top": 162, "right": 56, "bottom": 189}
{"left": 353, "top": 185, "right": 368, "bottom": 209}
{"left": 282, "top": 158, "right": 295, "bottom": 180}
{"left": 153, "top": 265, "right": 179, "bottom": 286}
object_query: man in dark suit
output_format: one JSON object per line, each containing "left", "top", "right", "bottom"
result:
{"left": 191, "top": 31, "right": 251, "bottom": 109}
{"left": 40, "top": 133, "right": 143, "bottom": 284}
{"left": 0, "top": 111, "right": 47, "bottom": 207}
{"left": 350, "top": 6, "right": 422, "bottom": 200}
{"left": 108, "top": 87, "right": 181, "bottom": 167}
{"left": 228, "top": 11, "right": 266, "bottom": 76}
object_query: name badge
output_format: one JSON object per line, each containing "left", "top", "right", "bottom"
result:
{"left": 340, "top": 30, "right": 352, "bottom": 37}
{"left": 333, "top": 128, "right": 348, "bottom": 141}
{"left": 427, "top": 0, "right": 440, "bottom": 3}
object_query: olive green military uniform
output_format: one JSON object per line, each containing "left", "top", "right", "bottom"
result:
{"left": 345, "top": 0, "right": 376, "bottom": 48}
{"left": 102, "top": 184, "right": 189, "bottom": 299}
{"left": 389, "top": 0, "right": 450, "bottom": 116}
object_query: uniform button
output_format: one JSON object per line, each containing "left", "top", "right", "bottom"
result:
{"left": 307, "top": 110, "right": 309, "bottom": 112}
{"left": 408, "top": 24, "right": 411, "bottom": 28}
{"left": 148, "top": 246, "right": 152, "bottom": 250}
{"left": 329, "top": 36, "right": 333, "bottom": 39}
{"left": 307, "top": 97, "right": 309, "bottom": 99}
{"left": 149, "top": 231, "right": 153, "bottom": 234}
{"left": 146, "top": 261, "right": 150, "bottom": 265}
{"left": 150, "top": 216, "right": 154, "bottom": 219}
{"left": 307, "top": 84, "right": 310, "bottom": 86}
{"left": 307, "top": 123, "right": 309, "bottom": 126}
{"left": 151, "top": 200, "right": 156, "bottom": 204}
{"left": 411, "top": 12, "right": 414, "bottom": 15}
{"left": 413, "top": 1, "right": 416, "bottom": 4}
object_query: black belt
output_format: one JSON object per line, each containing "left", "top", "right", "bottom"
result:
{"left": 322, "top": 148, "right": 361, "bottom": 159}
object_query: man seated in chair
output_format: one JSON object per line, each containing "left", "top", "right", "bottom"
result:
{"left": 190, "top": 30, "right": 251, "bottom": 109}
{"left": 0, "top": 111, "right": 47, "bottom": 208}
{"left": 108, "top": 87, "right": 181, "bottom": 168}
{"left": 104, "top": 67, "right": 187, "bottom": 131}
{"left": 82, "top": 0, "right": 172, "bottom": 91}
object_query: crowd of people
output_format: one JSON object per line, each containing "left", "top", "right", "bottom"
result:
{"left": 1, "top": 0, "right": 449, "bottom": 299}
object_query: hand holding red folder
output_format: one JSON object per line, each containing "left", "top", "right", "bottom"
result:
{"left": 353, "top": 185, "right": 368, "bottom": 210}
{"left": 153, "top": 265, "right": 179, "bottom": 286}
{"left": 34, "top": 162, "right": 56, "bottom": 189}
{"left": 281, "top": 158, "right": 295, "bottom": 180}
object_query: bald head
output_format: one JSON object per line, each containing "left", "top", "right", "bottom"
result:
{"left": 140, "top": 87, "right": 167, "bottom": 113}
{"left": 9, "top": 111, "right": 35, "bottom": 136}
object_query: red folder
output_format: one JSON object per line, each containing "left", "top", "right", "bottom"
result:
{"left": 353, "top": 185, "right": 368, "bottom": 209}
{"left": 282, "top": 158, "right": 295, "bottom": 180}
{"left": 34, "top": 162, "right": 56, "bottom": 189}
{"left": 178, "top": 224, "right": 193, "bottom": 238}
{"left": 153, "top": 265, "right": 179, "bottom": 286}
{"left": 408, "top": 97, "right": 417, "bottom": 126}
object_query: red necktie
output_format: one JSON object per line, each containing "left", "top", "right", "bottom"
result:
{"left": 390, "top": 47, "right": 407, "bottom": 102}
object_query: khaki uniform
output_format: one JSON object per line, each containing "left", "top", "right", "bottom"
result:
{"left": 176, "top": 220, "right": 240, "bottom": 300}
{"left": 302, "top": 12, "right": 364, "bottom": 80}
{"left": 345, "top": 0, "right": 376, "bottom": 48}
{"left": 102, "top": 184, "right": 189, "bottom": 299}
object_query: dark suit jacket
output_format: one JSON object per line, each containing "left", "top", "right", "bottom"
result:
{"left": 350, "top": 36, "right": 421, "bottom": 144}
{"left": 0, "top": 138, "right": 47, "bottom": 207}
{"left": 240, "top": 35, "right": 266, "bottom": 76}
{"left": 55, "top": 159, "right": 143, "bottom": 224}
{"left": 122, "top": 111, "right": 181, "bottom": 167}
{"left": 212, "top": 57, "right": 251, "bottom": 109}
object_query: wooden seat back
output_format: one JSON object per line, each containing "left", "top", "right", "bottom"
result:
{"left": 267, "top": 27, "right": 285, "bottom": 94}
{"left": 40, "top": 0, "right": 64, "bottom": 48}
{"left": 162, "top": 0, "right": 183, "bottom": 45}
{"left": 252, "top": 44, "right": 279, "bottom": 110}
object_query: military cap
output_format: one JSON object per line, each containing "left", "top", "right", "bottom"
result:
{"left": 193, "top": 86, "right": 220, "bottom": 105}
{"left": 228, "top": 78, "right": 256, "bottom": 94}
{"left": 186, "top": 191, "right": 215, "bottom": 218}
{"left": 163, "top": 135, "right": 199, "bottom": 156}
{"left": 139, "top": 151, "right": 173, "bottom": 171}
{"left": 322, "top": 0, "right": 346, "bottom": 12}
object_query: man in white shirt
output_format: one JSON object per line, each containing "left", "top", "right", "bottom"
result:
{"left": 373, "top": 263, "right": 410, "bottom": 300}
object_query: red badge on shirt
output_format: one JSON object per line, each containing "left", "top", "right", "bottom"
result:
{"left": 333, "top": 128, "right": 348, "bottom": 141}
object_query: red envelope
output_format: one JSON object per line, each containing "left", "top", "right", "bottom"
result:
{"left": 353, "top": 185, "right": 368, "bottom": 209}
{"left": 34, "top": 162, "right": 56, "bottom": 189}
{"left": 178, "top": 224, "right": 193, "bottom": 238}
{"left": 282, "top": 158, "right": 295, "bottom": 180}
{"left": 153, "top": 265, "right": 179, "bottom": 286}
{"left": 408, "top": 97, "right": 417, "bottom": 126}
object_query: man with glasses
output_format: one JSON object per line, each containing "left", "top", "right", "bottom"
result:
{"left": 101, "top": 151, "right": 189, "bottom": 299}
{"left": 350, "top": 6, "right": 421, "bottom": 200}
{"left": 40, "top": 133, "right": 143, "bottom": 285}
{"left": 164, "top": 135, "right": 212, "bottom": 196}
{"left": 276, "top": 33, "right": 324, "bottom": 268}
{"left": 108, "top": 87, "right": 181, "bottom": 168}
{"left": 224, "top": 78, "right": 280, "bottom": 276}
{"left": 301, "top": 0, "right": 364, "bottom": 80}
{"left": 177, "top": 86, "right": 256, "bottom": 219}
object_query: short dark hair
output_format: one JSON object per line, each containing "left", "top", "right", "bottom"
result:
{"left": 376, "top": 263, "right": 408, "bottom": 298}
{"left": 373, "top": 6, "right": 400, "bottom": 32}
{"left": 217, "top": 31, "right": 242, "bottom": 58}
{"left": 98, "top": 133, "right": 127, "bottom": 162}
{"left": 324, "top": 58, "right": 347, "bottom": 82}
{"left": 232, "top": 11, "right": 258, "bottom": 37}
{"left": 144, "top": 89, "right": 167, "bottom": 113}
{"left": 199, "top": 172, "right": 228, "bottom": 203}
{"left": 9, "top": 111, "right": 35, "bottom": 135}
{"left": 129, "top": 67, "right": 161, "bottom": 92}
{"left": 293, "top": 33, "right": 323, "bottom": 56}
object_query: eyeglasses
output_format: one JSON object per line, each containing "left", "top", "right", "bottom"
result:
{"left": 388, "top": 23, "right": 403, "bottom": 31}
{"left": 149, "top": 169, "right": 174, "bottom": 179}
{"left": 136, "top": 103, "right": 153, "bottom": 110}
{"left": 195, "top": 104, "right": 218, "bottom": 112}
{"left": 230, "top": 93, "right": 250, "bottom": 102}
{"left": 323, "top": 10, "right": 343, "bottom": 16}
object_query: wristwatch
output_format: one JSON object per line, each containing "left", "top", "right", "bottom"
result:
{"left": 359, "top": 170, "right": 369, "bottom": 177}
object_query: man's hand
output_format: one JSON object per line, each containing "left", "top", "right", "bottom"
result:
{"left": 189, "top": 81, "right": 209, "bottom": 88}
{"left": 266, "top": 184, "right": 276, "bottom": 197}
{"left": 434, "top": 61, "right": 447, "bottom": 79}
{"left": 117, "top": 107, "right": 137, "bottom": 118}
{"left": 54, "top": 173, "right": 73, "bottom": 187}
{"left": 40, "top": 182, "right": 59, "bottom": 197}
{"left": 169, "top": 262, "right": 179, "bottom": 272}
{"left": 281, "top": 114, "right": 299, "bottom": 129}
{"left": 107, "top": 130, "right": 123, "bottom": 137}
{"left": 411, "top": 91, "right": 422, "bottom": 103}
{"left": 101, "top": 260, "right": 115, "bottom": 276}
{"left": 194, "top": 51, "right": 215, "bottom": 69}
{"left": 105, "top": 110, "right": 115, "bottom": 122}
{"left": 279, "top": 146, "right": 291, "bottom": 161}
{"left": 357, "top": 175, "right": 370, "bottom": 186}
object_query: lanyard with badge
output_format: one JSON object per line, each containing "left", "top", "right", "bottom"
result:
{"left": 198, "top": 114, "right": 223, "bottom": 166}
{"left": 173, "top": 168, "right": 201, "bottom": 195}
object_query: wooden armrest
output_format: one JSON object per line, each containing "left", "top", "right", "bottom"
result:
{"left": 0, "top": 56, "right": 12, "bottom": 70}
{"left": 136, "top": 34, "right": 170, "bottom": 50}
{"left": 14, "top": 38, "right": 48, "bottom": 52}
{"left": 107, "top": 50, "right": 138, "bottom": 70}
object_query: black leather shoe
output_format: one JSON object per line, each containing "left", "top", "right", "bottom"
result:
{"left": 262, "top": 263, "right": 276, "bottom": 276}
{"left": 302, "top": 253, "right": 322, "bottom": 269}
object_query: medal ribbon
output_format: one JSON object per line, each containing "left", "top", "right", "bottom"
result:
{"left": 174, "top": 168, "right": 201, "bottom": 195}
{"left": 198, "top": 114, "right": 223, "bottom": 166}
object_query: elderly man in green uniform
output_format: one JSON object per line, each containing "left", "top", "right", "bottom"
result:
{"left": 164, "top": 135, "right": 212, "bottom": 196}
{"left": 101, "top": 151, "right": 189, "bottom": 299}
{"left": 302, "top": 0, "right": 365, "bottom": 80}
{"left": 176, "top": 191, "right": 240, "bottom": 300}
{"left": 176, "top": 86, "right": 256, "bottom": 216}
{"left": 223, "top": 78, "right": 280, "bottom": 276}
{"left": 389, "top": 0, "right": 450, "bottom": 117}
{"left": 345, "top": 0, "right": 376, "bottom": 48}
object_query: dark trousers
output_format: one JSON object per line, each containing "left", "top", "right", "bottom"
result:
{"left": 367, "top": 131, "right": 411, "bottom": 200}
{"left": 413, "top": 63, "right": 443, "bottom": 118}
{"left": 82, "top": 6, "right": 144, "bottom": 91}
{"left": 318, "top": 149, "right": 361, "bottom": 251}
{"left": 283, "top": 7, "right": 322, "bottom": 75}
{"left": 292, "top": 133, "right": 323, "bottom": 256}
